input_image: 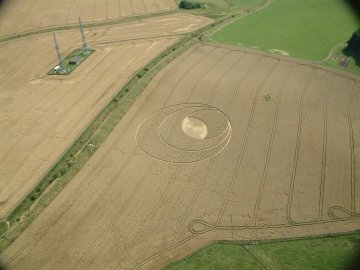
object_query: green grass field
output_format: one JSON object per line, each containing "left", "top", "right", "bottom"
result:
{"left": 211, "top": 0, "right": 359, "bottom": 61}
{"left": 164, "top": 233, "right": 360, "bottom": 270}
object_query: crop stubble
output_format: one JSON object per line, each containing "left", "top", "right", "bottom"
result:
{"left": 3, "top": 43, "right": 359, "bottom": 269}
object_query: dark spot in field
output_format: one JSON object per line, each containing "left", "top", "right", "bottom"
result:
{"left": 345, "top": 0, "right": 360, "bottom": 22}
{"left": 0, "top": 0, "right": 8, "bottom": 10}
{"left": 0, "top": 261, "right": 6, "bottom": 270}
{"left": 346, "top": 246, "right": 360, "bottom": 270}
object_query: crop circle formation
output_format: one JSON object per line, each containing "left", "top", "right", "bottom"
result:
{"left": 136, "top": 103, "right": 232, "bottom": 163}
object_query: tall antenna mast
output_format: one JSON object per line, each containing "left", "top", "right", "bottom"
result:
{"left": 53, "top": 33, "right": 65, "bottom": 72}
{"left": 78, "top": 17, "right": 89, "bottom": 53}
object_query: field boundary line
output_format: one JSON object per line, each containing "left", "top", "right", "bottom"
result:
{"left": 206, "top": 42, "right": 360, "bottom": 80}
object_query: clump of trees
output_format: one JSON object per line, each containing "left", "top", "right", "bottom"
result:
{"left": 343, "top": 28, "right": 360, "bottom": 66}
{"left": 179, "top": 0, "right": 201, "bottom": 9}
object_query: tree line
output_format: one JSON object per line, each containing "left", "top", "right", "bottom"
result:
{"left": 179, "top": 0, "right": 201, "bottom": 9}
{"left": 344, "top": 28, "right": 360, "bottom": 66}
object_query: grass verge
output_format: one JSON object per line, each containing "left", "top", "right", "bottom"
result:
{"left": 48, "top": 48, "right": 94, "bottom": 75}
{"left": 164, "top": 233, "right": 360, "bottom": 270}
{"left": 0, "top": 222, "right": 7, "bottom": 237}
{"left": 320, "top": 43, "right": 360, "bottom": 75}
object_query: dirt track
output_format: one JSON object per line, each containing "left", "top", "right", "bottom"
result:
{"left": 0, "top": 0, "right": 177, "bottom": 36}
{"left": 3, "top": 43, "right": 359, "bottom": 269}
{"left": 0, "top": 13, "right": 212, "bottom": 220}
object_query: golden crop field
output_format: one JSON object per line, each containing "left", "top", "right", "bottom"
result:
{"left": 3, "top": 43, "right": 359, "bottom": 270}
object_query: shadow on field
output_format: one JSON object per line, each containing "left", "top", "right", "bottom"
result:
{"left": 342, "top": 0, "right": 360, "bottom": 67}
{"left": 0, "top": 0, "right": 7, "bottom": 10}
{"left": 345, "top": 0, "right": 360, "bottom": 21}
{"left": 346, "top": 238, "right": 360, "bottom": 270}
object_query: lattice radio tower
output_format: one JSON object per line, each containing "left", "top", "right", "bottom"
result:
{"left": 52, "top": 33, "right": 66, "bottom": 73}
{"left": 78, "top": 17, "right": 89, "bottom": 53}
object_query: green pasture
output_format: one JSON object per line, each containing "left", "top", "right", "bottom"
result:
{"left": 164, "top": 233, "right": 360, "bottom": 270}
{"left": 211, "top": 0, "right": 359, "bottom": 61}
